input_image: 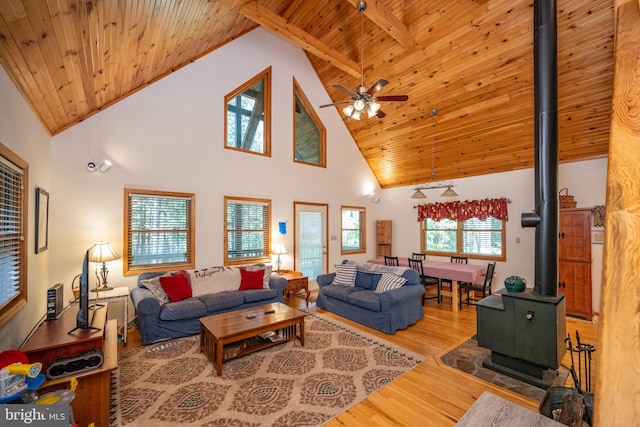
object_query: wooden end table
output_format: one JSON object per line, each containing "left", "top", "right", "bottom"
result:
{"left": 200, "top": 302, "right": 305, "bottom": 376}
{"left": 279, "top": 270, "right": 310, "bottom": 307}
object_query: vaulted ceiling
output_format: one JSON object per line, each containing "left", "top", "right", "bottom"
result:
{"left": 0, "top": 0, "right": 613, "bottom": 188}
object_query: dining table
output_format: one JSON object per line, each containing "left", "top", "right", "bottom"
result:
{"left": 368, "top": 258, "right": 487, "bottom": 312}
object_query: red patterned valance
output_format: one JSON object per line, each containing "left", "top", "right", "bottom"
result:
{"left": 417, "top": 197, "right": 509, "bottom": 222}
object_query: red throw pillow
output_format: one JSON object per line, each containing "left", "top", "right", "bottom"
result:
{"left": 160, "top": 273, "right": 192, "bottom": 302}
{"left": 239, "top": 268, "right": 265, "bottom": 291}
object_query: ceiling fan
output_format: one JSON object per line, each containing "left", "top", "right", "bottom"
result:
{"left": 319, "top": 1, "right": 409, "bottom": 121}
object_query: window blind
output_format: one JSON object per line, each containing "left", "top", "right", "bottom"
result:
{"left": 225, "top": 198, "right": 271, "bottom": 263}
{"left": 0, "top": 155, "right": 24, "bottom": 310}
{"left": 125, "top": 190, "right": 194, "bottom": 273}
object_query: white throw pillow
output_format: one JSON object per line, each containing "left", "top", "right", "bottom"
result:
{"left": 374, "top": 273, "right": 407, "bottom": 293}
{"left": 332, "top": 264, "right": 357, "bottom": 286}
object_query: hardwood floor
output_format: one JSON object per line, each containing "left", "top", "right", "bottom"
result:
{"left": 120, "top": 290, "right": 599, "bottom": 426}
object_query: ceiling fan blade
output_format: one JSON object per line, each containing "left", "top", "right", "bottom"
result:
{"left": 376, "top": 109, "right": 386, "bottom": 119}
{"left": 367, "top": 79, "right": 389, "bottom": 95}
{"left": 376, "top": 95, "right": 409, "bottom": 102}
{"left": 319, "top": 101, "right": 352, "bottom": 108}
{"left": 334, "top": 84, "right": 358, "bottom": 97}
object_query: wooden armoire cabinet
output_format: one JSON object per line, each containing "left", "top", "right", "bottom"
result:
{"left": 376, "top": 220, "right": 392, "bottom": 258}
{"left": 558, "top": 208, "right": 593, "bottom": 320}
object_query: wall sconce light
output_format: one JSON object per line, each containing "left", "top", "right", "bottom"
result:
{"left": 87, "top": 160, "right": 112, "bottom": 173}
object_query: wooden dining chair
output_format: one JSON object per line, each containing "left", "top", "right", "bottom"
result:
{"left": 441, "top": 256, "right": 468, "bottom": 291}
{"left": 411, "top": 252, "right": 426, "bottom": 260}
{"left": 408, "top": 257, "right": 441, "bottom": 305}
{"left": 384, "top": 256, "right": 399, "bottom": 266}
{"left": 459, "top": 261, "right": 496, "bottom": 309}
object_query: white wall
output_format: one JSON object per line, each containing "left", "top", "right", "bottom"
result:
{"left": 377, "top": 157, "right": 607, "bottom": 313}
{"left": 48, "top": 28, "right": 384, "bottom": 299}
{"left": 0, "top": 66, "right": 52, "bottom": 350}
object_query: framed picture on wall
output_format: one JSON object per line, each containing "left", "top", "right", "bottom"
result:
{"left": 593, "top": 205, "right": 605, "bottom": 227}
{"left": 35, "top": 187, "right": 49, "bottom": 254}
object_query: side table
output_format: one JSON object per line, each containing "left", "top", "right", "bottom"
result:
{"left": 90, "top": 286, "right": 130, "bottom": 345}
{"left": 279, "top": 270, "right": 310, "bottom": 307}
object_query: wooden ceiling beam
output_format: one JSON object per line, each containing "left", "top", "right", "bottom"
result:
{"left": 344, "top": 0, "right": 415, "bottom": 48}
{"left": 240, "top": 1, "right": 361, "bottom": 79}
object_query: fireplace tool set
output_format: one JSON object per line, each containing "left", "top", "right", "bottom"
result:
{"left": 566, "top": 331, "right": 596, "bottom": 394}
{"left": 539, "top": 331, "right": 595, "bottom": 425}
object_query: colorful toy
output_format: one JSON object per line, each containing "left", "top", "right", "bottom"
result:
{"left": 0, "top": 350, "right": 45, "bottom": 403}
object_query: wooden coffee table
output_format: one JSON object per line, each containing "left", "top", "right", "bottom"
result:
{"left": 200, "top": 302, "right": 305, "bottom": 376}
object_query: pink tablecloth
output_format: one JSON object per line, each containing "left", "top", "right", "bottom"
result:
{"left": 368, "top": 258, "right": 486, "bottom": 283}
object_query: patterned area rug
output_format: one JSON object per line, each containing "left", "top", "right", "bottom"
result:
{"left": 117, "top": 310, "right": 424, "bottom": 426}
{"left": 109, "top": 370, "right": 121, "bottom": 426}
{"left": 440, "top": 336, "right": 569, "bottom": 401}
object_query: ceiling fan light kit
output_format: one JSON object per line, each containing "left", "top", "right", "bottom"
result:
{"left": 319, "top": 1, "right": 408, "bottom": 121}
{"left": 410, "top": 109, "right": 459, "bottom": 199}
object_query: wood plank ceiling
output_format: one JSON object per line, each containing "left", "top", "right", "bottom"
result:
{"left": 0, "top": 0, "right": 614, "bottom": 188}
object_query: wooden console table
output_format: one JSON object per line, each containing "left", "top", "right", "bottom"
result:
{"left": 20, "top": 304, "right": 117, "bottom": 427}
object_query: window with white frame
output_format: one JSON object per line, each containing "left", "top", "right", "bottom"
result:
{"left": 124, "top": 188, "right": 195, "bottom": 274}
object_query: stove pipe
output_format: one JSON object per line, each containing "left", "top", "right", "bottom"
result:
{"left": 521, "top": 0, "right": 558, "bottom": 297}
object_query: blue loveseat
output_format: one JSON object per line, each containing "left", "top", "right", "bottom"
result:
{"left": 316, "top": 262, "right": 424, "bottom": 334}
{"left": 131, "top": 266, "right": 287, "bottom": 345}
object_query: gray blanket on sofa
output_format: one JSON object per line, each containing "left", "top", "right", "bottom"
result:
{"left": 344, "top": 260, "right": 410, "bottom": 275}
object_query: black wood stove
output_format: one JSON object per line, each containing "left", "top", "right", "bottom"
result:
{"left": 475, "top": 0, "right": 567, "bottom": 389}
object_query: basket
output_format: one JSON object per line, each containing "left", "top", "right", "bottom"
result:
{"left": 559, "top": 188, "right": 577, "bottom": 208}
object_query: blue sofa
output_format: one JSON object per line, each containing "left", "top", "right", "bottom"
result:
{"left": 316, "top": 262, "right": 424, "bottom": 334}
{"left": 131, "top": 269, "right": 287, "bottom": 345}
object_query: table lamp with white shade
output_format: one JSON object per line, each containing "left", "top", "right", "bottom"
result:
{"left": 272, "top": 241, "right": 288, "bottom": 274}
{"left": 88, "top": 241, "right": 121, "bottom": 291}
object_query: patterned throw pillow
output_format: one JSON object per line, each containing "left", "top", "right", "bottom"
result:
{"left": 332, "top": 264, "right": 357, "bottom": 286}
{"left": 140, "top": 273, "right": 172, "bottom": 304}
{"left": 374, "top": 273, "right": 407, "bottom": 293}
